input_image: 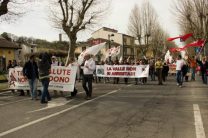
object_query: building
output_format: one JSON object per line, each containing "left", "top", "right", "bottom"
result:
{"left": 0, "top": 37, "right": 21, "bottom": 71}
{"left": 18, "top": 43, "right": 38, "bottom": 63}
{"left": 91, "top": 27, "right": 135, "bottom": 60}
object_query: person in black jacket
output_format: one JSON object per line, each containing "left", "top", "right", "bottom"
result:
{"left": 196, "top": 56, "right": 208, "bottom": 84}
{"left": 23, "top": 55, "right": 39, "bottom": 100}
{"left": 38, "top": 53, "right": 51, "bottom": 104}
{"left": 162, "top": 62, "right": 169, "bottom": 82}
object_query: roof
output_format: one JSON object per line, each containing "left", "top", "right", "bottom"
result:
{"left": 92, "top": 27, "right": 118, "bottom": 35}
{"left": 0, "top": 37, "right": 20, "bottom": 49}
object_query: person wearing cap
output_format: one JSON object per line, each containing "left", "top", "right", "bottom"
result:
{"left": 82, "top": 54, "right": 96, "bottom": 100}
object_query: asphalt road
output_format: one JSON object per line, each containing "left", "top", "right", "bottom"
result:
{"left": 0, "top": 76, "right": 208, "bottom": 138}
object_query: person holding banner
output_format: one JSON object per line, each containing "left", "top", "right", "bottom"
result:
{"left": 23, "top": 55, "right": 39, "bottom": 100}
{"left": 38, "top": 53, "right": 52, "bottom": 104}
{"left": 113, "top": 59, "right": 120, "bottom": 84}
{"left": 82, "top": 54, "right": 96, "bottom": 100}
{"left": 66, "top": 57, "right": 78, "bottom": 99}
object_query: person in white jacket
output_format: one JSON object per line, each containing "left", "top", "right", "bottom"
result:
{"left": 82, "top": 54, "right": 96, "bottom": 100}
{"left": 176, "top": 55, "right": 185, "bottom": 87}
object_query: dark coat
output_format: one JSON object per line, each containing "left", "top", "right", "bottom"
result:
{"left": 162, "top": 64, "right": 169, "bottom": 76}
{"left": 23, "top": 61, "right": 39, "bottom": 79}
{"left": 196, "top": 59, "right": 208, "bottom": 74}
{"left": 38, "top": 53, "right": 51, "bottom": 79}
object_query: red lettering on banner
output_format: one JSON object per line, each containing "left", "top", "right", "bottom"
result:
{"left": 67, "top": 70, "right": 71, "bottom": 75}
{"left": 57, "top": 69, "right": 62, "bottom": 75}
{"left": 107, "top": 72, "right": 111, "bottom": 75}
{"left": 113, "top": 67, "right": 125, "bottom": 71}
{"left": 50, "top": 76, "right": 70, "bottom": 83}
{"left": 51, "top": 68, "right": 71, "bottom": 75}
{"left": 126, "top": 67, "right": 136, "bottom": 71}
{"left": 107, "top": 67, "right": 112, "bottom": 71}
{"left": 111, "top": 72, "right": 135, "bottom": 76}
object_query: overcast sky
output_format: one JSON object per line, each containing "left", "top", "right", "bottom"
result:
{"left": 0, "top": 0, "right": 181, "bottom": 43}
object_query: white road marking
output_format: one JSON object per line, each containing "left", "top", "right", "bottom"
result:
{"left": 193, "top": 104, "right": 206, "bottom": 138}
{"left": 0, "top": 89, "right": 120, "bottom": 137}
{"left": 28, "top": 98, "right": 74, "bottom": 113}
{"left": 28, "top": 92, "right": 84, "bottom": 113}
{"left": 127, "top": 84, "right": 133, "bottom": 87}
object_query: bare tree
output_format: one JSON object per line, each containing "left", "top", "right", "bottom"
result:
{"left": 128, "top": 1, "right": 159, "bottom": 58}
{"left": 50, "top": 0, "right": 109, "bottom": 65}
{"left": 174, "top": 0, "right": 208, "bottom": 41}
{"left": 150, "top": 24, "right": 167, "bottom": 58}
{"left": 0, "top": 0, "right": 34, "bottom": 22}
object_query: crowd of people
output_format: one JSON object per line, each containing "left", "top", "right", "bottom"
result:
{"left": 93, "top": 54, "right": 208, "bottom": 88}
{"left": 6, "top": 53, "right": 208, "bottom": 104}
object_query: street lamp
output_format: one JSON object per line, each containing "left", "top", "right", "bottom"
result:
{"left": 108, "top": 34, "right": 114, "bottom": 64}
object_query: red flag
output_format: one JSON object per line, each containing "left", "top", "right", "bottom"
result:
{"left": 167, "top": 33, "right": 193, "bottom": 41}
{"left": 183, "top": 39, "right": 205, "bottom": 49}
{"left": 169, "top": 47, "right": 185, "bottom": 52}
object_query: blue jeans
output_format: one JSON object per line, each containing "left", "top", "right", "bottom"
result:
{"left": 190, "top": 68, "right": 196, "bottom": 80}
{"left": 28, "top": 79, "right": 37, "bottom": 99}
{"left": 202, "top": 73, "right": 207, "bottom": 84}
{"left": 176, "top": 70, "right": 183, "bottom": 86}
{"left": 41, "top": 78, "right": 51, "bottom": 102}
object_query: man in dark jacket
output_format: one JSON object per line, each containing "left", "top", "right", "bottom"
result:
{"left": 196, "top": 56, "right": 208, "bottom": 84}
{"left": 23, "top": 55, "right": 39, "bottom": 100}
{"left": 162, "top": 62, "right": 169, "bottom": 82}
{"left": 38, "top": 53, "right": 51, "bottom": 104}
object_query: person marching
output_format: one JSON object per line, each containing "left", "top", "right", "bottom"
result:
{"left": 66, "top": 57, "right": 78, "bottom": 99}
{"left": 176, "top": 55, "right": 185, "bottom": 87}
{"left": 82, "top": 54, "right": 96, "bottom": 100}
{"left": 23, "top": 55, "right": 39, "bottom": 100}
{"left": 155, "top": 58, "right": 163, "bottom": 85}
{"left": 196, "top": 56, "right": 208, "bottom": 84}
{"left": 38, "top": 53, "right": 52, "bottom": 104}
{"left": 162, "top": 62, "right": 169, "bottom": 82}
{"left": 188, "top": 56, "right": 197, "bottom": 81}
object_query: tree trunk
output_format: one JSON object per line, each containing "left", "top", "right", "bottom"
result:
{"left": 65, "top": 35, "right": 77, "bottom": 66}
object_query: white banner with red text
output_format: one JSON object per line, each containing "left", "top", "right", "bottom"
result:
{"left": 8, "top": 66, "right": 77, "bottom": 91}
{"left": 96, "top": 65, "right": 149, "bottom": 78}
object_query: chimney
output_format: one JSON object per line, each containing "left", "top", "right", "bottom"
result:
{"left": 59, "top": 34, "right": 62, "bottom": 42}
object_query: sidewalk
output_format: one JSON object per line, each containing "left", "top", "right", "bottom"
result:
{"left": 0, "top": 82, "right": 9, "bottom": 92}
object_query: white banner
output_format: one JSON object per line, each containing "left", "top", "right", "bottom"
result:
{"left": 105, "top": 65, "right": 149, "bottom": 78}
{"left": 8, "top": 66, "right": 77, "bottom": 92}
{"left": 95, "top": 65, "right": 149, "bottom": 78}
{"left": 96, "top": 65, "right": 105, "bottom": 77}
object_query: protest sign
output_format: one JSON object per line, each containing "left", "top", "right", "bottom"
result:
{"left": 102, "top": 65, "right": 149, "bottom": 78}
{"left": 8, "top": 66, "right": 77, "bottom": 92}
